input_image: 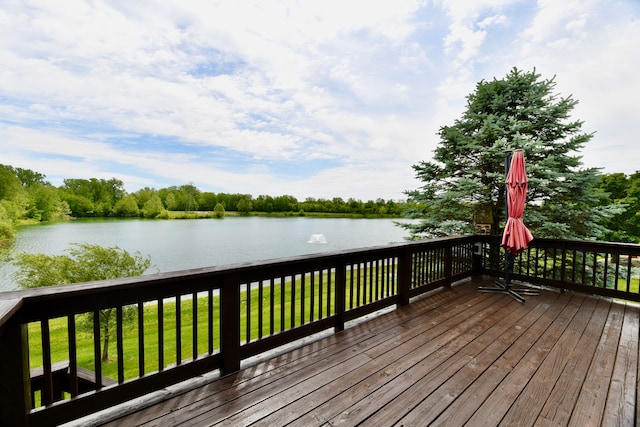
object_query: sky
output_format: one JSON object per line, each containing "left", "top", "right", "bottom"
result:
{"left": 1, "top": 0, "right": 639, "bottom": 201}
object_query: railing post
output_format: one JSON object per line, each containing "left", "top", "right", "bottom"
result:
{"left": 334, "top": 262, "right": 346, "bottom": 332}
{"left": 560, "top": 241, "right": 567, "bottom": 292}
{"left": 444, "top": 242, "right": 453, "bottom": 288}
{"left": 397, "top": 247, "right": 412, "bottom": 306}
{"left": 220, "top": 274, "right": 241, "bottom": 375}
{"left": 472, "top": 241, "right": 484, "bottom": 275}
{"left": 0, "top": 309, "right": 31, "bottom": 426}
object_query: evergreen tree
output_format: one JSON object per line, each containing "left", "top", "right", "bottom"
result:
{"left": 403, "top": 68, "right": 619, "bottom": 240}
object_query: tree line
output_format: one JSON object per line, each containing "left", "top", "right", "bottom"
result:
{"left": 0, "top": 164, "right": 406, "bottom": 249}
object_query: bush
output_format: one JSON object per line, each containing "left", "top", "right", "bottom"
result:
{"left": 213, "top": 203, "right": 225, "bottom": 218}
{"left": 156, "top": 209, "right": 170, "bottom": 219}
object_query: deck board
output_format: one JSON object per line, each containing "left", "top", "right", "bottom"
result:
{"left": 99, "top": 277, "right": 640, "bottom": 427}
{"left": 569, "top": 301, "right": 625, "bottom": 426}
{"left": 602, "top": 304, "right": 639, "bottom": 426}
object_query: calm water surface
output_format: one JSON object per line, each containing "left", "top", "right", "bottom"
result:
{"left": 0, "top": 217, "right": 412, "bottom": 292}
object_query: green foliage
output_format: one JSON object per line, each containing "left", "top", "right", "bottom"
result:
{"left": 14, "top": 167, "right": 48, "bottom": 187}
{"left": 0, "top": 203, "right": 15, "bottom": 250}
{"left": 133, "top": 187, "right": 157, "bottom": 209}
{"left": 0, "top": 165, "right": 24, "bottom": 201}
{"left": 13, "top": 243, "right": 153, "bottom": 288}
{"left": 156, "top": 209, "right": 171, "bottom": 219}
{"left": 62, "top": 193, "right": 95, "bottom": 217}
{"left": 237, "top": 197, "right": 253, "bottom": 214}
{"left": 14, "top": 243, "right": 154, "bottom": 362}
{"left": 164, "top": 192, "right": 178, "bottom": 210}
{"left": 597, "top": 171, "right": 640, "bottom": 242}
{"left": 213, "top": 202, "right": 225, "bottom": 218}
{"left": 61, "top": 178, "right": 125, "bottom": 217}
{"left": 28, "top": 185, "right": 70, "bottom": 221}
{"left": 159, "top": 185, "right": 199, "bottom": 211}
{"left": 113, "top": 194, "right": 140, "bottom": 217}
{"left": 12, "top": 253, "right": 75, "bottom": 288}
{"left": 403, "top": 67, "right": 617, "bottom": 240}
{"left": 142, "top": 194, "right": 165, "bottom": 218}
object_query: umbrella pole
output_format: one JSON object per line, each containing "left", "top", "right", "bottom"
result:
{"left": 478, "top": 151, "right": 539, "bottom": 302}
{"left": 504, "top": 251, "right": 514, "bottom": 286}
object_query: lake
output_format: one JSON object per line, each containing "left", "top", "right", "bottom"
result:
{"left": 0, "top": 217, "right": 413, "bottom": 292}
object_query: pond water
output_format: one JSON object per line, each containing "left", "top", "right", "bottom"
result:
{"left": 0, "top": 217, "right": 413, "bottom": 292}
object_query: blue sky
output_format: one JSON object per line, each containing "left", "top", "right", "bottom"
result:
{"left": 1, "top": 0, "right": 639, "bottom": 200}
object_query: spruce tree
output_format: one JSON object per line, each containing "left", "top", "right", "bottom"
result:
{"left": 403, "top": 67, "right": 617, "bottom": 240}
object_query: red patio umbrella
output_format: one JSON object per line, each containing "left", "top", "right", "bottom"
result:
{"left": 479, "top": 149, "right": 538, "bottom": 302}
{"left": 501, "top": 149, "right": 533, "bottom": 253}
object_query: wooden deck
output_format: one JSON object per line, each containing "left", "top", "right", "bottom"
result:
{"left": 95, "top": 276, "right": 639, "bottom": 427}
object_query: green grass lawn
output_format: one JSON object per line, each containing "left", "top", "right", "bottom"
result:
{"left": 616, "top": 276, "right": 640, "bottom": 293}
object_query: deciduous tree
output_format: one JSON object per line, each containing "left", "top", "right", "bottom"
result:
{"left": 14, "top": 243, "right": 154, "bottom": 361}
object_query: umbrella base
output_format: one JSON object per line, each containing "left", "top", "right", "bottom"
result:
{"left": 478, "top": 280, "right": 540, "bottom": 303}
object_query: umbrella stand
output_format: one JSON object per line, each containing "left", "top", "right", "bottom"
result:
{"left": 478, "top": 251, "right": 540, "bottom": 303}
{"left": 478, "top": 151, "right": 540, "bottom": 303}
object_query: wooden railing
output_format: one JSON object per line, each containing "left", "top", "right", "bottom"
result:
{"left": 476, "top": 235, "right": 640, "bottom": 302}
{"left": 0, "top": 236, "right": 475, "bottom": 427}
{"left": 2, "top": 235, "right": 639, "bottom": 426}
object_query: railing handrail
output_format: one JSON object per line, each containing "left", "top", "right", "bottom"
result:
{"left": 0, "top": 297, "right": 23, "bottom": 328}
{"left": 0, "top": 236, "right": 465, "bottom": 314}
{"left": 476, "top": 234, "right": 640, "bottom": 302}
{"left": 480, "top": 234, "right": 640, "bottom": 253}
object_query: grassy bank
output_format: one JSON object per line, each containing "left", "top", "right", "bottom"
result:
{"left": 160, "top": 210, "right": 403, "bottom": 219}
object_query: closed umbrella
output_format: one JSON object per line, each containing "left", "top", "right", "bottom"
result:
{"left": 502, "top": 150, "right": 533, "bottom": 253}
{"left": 479, "top": 150, "right": 538, "bottom": 302}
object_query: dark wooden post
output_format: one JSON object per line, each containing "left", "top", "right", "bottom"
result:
{"left": 472, "top": 240, "right": 485, "bottom": 276}
{"left": 560, "top": 241, "right": 567, "bottom": 293}
{"left": 0, "top": 302, "right": 31, "bottom": 426}
{"left": 220, "top": 273, "right": 241, "bottom": 375}
{"left": 397, "top": 247, "right": 412, "bottom": 306}
{"left": 444, "top": 242, "right": 453, "bottom": 288}
{"left": 334, "top": 262, "right": 346, "bottom": 332}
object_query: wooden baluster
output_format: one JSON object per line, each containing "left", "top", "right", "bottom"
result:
{"left": 258, "top": 281, "right": 264, "bottom": 339}
{"left": 68, "top": 314, "right": 78, "bottom": 397}
{"left": 138, "top": 302, "right": 145, "bottom": 376}
{"left": 269, "top": 278, "right": 275, "bottom": 336}
{"left": 41, "top": 319, "right": 53, "bottom": 405}
{"left": 176, "top": 295, "right": 181, "bottom": 365}
{"left": 117, "top": 306, "right": 124, "bottom": 383}
{"left": 158, "top": 299, "right": 164, "bottom": 371}
{"left": 208, "top": 289, "right": 214, "bottom": 355}
{"left": 192, "top": 291, "right": 198, "bottom": 361}
{"left": 93, "top": 310, "right": 102, "bottom": 388}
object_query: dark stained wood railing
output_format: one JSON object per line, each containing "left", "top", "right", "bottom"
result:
{"left": 476, "top": 235, "right": 640, "bottom": 302}
{"left": 0, "top": 236, "right": 475, "bottom": 427}
{"left": 1, "top": 235, "right": 639, "bottom": 426}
